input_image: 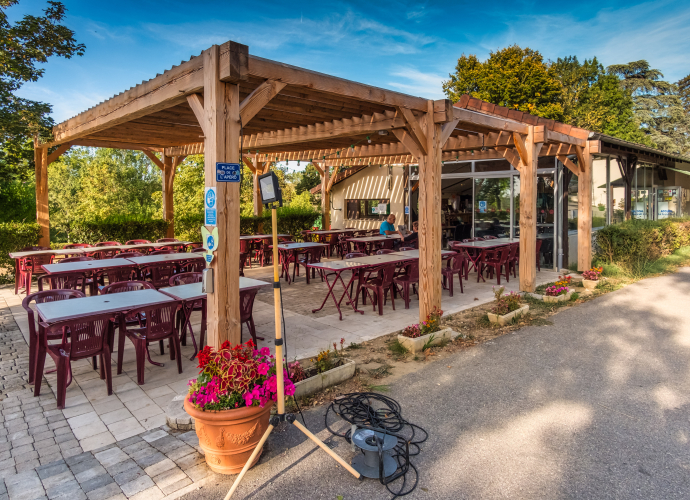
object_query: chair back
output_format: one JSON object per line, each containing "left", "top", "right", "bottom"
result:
{"left": 304, "top": 247, "right": 323, "bottom": 264}
{"left": 326, "top": 233, "right": 338, "bottom": 245}
{"left": 101, "top": 281, "right": 154, "bottom": 294}
{"left": 536, "top": 238, "right": 543, "bottom": 256}
{"left": 96, "top": 241, "right": 120, "bottom": 246}
{"left": 399, "top": 260, "right": 419, "bottom": 281}
{"left": 150, "top": 250, "right": 173, "bottom": 255}
{"left": 484, "top": 235, "right": 498, "bottom": 240}
{"left": 345, "top": 253, "right": 366, "bottom": 259}
{"left": 192, "top": 246, "right": 206, "bottom": 253}
{"left": 184, "top": 242, "right": 203, "bottom": 251}
{"left": 156, "top": 238, "right": 179, "bottom": 243}
{"left": 495, "top": 245, "right": 510, "bottom": 264}
{"left": 508, "top": 243, "right": 519, "bottom": 262}
{"left": 450, "top": 253, "right": 465, "bottom": 271}
{"left": 125, "top": 302, "right": 178, "bottom": 342}
{"left": 399, "top": 247, "right": 415, "bottom": 252}
{"left": 64, "top": 243, "right": 92, "bottom": 250}
{"left": 95, "top": 266, "right": 138, "bottom": 289}
{"left": 22, "top": 290, "right": 85, "bottom": 340}
{"left": 376, "top": 249, "right": 394, "bottom": 255}
{"left": 142, "top": 263, "right": 176, "bottom": 288}
{"left": 126, "top": 240, "right": 150, "bottom": 245}
{"left": 240, "top": 289, "right": 259, "bottom": 323}
{"left": 117, "top": 252, "right": 144, "bottom": 259}
{"left": 27, "top": 252, "right": 55, "bottom": 272}
{"left": 51, "top": 313, "right": 114, "bottom": 360}
{"left": 182, "top": 259, "right": 205, "bottom": 273}
{"left": 38, "top": 272, "right": 86, "bottom": 293}
{"left": 59, "top": 256, "right": 94, "bottom": 264}
{"left": 94, "top": 242, "right": 120, "bottom": 259}
{"left": 353, "top": 241, "right": 369, "bottom": 255}
{"left": 278, "top": 236, "right": 293, "bottom": 243}
{"left": 377, "top": 263, "right": 397, "bottom": 287}
{"left": 380, "top": 239, "right": 395, "bottom": 250}
{"left": 169, "top": 272, "right": 202, "bottom": 286}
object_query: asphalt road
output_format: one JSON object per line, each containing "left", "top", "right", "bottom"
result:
{"left": 185, "top": 268, "right": 690, "bottom": 500}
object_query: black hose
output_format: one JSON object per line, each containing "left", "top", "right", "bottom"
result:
{"left": 325, "top": 392, "right": 427, "bottom": 498}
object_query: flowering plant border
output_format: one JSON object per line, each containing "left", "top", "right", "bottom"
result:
{"left": 582, "top": 267, "right": 603, "bottom": 281}
{"left": 544, "top": 285, "right": 569, "bottom": 296}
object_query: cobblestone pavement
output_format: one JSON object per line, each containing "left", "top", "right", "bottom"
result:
{"left": 0, "top": 289, "right": 216, "bottom": 500}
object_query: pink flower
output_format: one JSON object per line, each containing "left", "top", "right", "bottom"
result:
{"left": 257, "top": 363, "right": 270, "bottom": 375}
{"left": 260, "top": 347, "right": 271, "bottom": 356}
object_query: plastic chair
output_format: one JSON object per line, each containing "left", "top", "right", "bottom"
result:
{"left": 169, "top": 272, "right": 202, "bottom": 286}
{"left": 117, "top": 302, "right": 181, "bottom": 385}
{"left": 63, "top": 243, "right": 93, "bottom": 258}
{"left": 481, "top": 246, "right": 511, "bottom": 285}
{"left": 156, "top": 238, "right": 179, "bottom": 243}
{"left": 37, "top": 272, "right": 87, "bottom": 293}
{"left": 393, "top": 261, "right": 419, "bottom": 309}
{"left": 240, "top": 289, "right": 260, "bottom": 345}
{"left": 126, "top": 239, "right": 151, "bottom": 245}
{"left": 180, "top": 258, "right": 205, "bottom": 273}
{"left": 399, "top": 247, "right": 415, "bottom": 252}
{"left": 36, "top": 311, "right": 114, "bottom": 408}
{"left": 192, "top": 247, "right": 206, "bottom": 253}
{"left": 379, "top": 239, "right": 395, "bottom": 251}
{"left": 22, "top": 289, "right": 85, "bottom": 386}
{"left": 94, "top": 242, "right": 121, "bottom": 259}
{"left": 16, "top": 250, "right": 55, "bottom": 295}
{"left": 376, "top": 249, "right": 395, "bottom": 255}
{"left": 441, "top": 253, "right": 464, "bottom": 296}
{"left": 59, "top": 256, "right": 94, "bottom": 264}
{"left": 169, "top": 273, "right": 204, "bottom": 354}
{"left": 484, "top": 235, "right": 498, "bottom": 240}
{"left": 100, "top": 280, "right": 156, "bottom": 350}
{"left": 507, "top": 243, "right": 519, "bottom": 278}
{"left": 360, "top": 263, "right": 397, "bottom": 315}
{"left": 141, "top": 263, "right": 176, "bottom": 289}
{"left": 184, "top": 242, "right": 203, "bottom": 252}
{"left": 324, "top": 233, "right": 339, "bottom": 258}
{"left": 94, "top": 266, "right": 138, "bottom": 294}
{"left": 150, "top": 250, "right": 173, "bottom": 256}
{"left": 117, "top": 252, "right": 144, "bottom": 259}
{"left": 295, "top": 247, "right": 324, "bottom": 284}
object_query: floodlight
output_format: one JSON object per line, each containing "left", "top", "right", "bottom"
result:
{"left": 258, "top": 171, "right": 282, "bottom": 207}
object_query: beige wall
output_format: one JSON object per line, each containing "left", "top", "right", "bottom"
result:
{"left": 330, "top": 165, "right": 407, "bottom": 230}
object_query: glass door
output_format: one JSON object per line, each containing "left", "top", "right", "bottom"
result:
{"left": 473, "top": 177, "right": 511, "bottom": 238}
{"left": 657, "top": 187, "right": 679, "bottom": 218}
{"left": 537, "top": 173, "right": 556, "bottom": 269}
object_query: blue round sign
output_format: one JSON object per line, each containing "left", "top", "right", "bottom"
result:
{"left": 206, "top": 235, "right": 215, "bottom": 250}
{"left": 205, "top": 189, "right": 216, "bottom": 208}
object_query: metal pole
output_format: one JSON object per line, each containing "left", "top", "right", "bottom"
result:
{"left": 605, "top": 157, "right": 611, "bottom": 225}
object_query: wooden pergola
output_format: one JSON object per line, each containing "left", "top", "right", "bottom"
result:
{"left": 35, "top": 40, "right": 594, "bottom": 348}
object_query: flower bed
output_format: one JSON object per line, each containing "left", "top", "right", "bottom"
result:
{"left": 399, "top": 307, "right": 455, "bottom": 352}
{"left": 581, "top": 267, "right": 604, "bottom": 290}
{"left": 487, "top": 286, "right": 528, "bottom": 325}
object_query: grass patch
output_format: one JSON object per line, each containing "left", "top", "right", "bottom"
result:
{"left": 388, "top": 339, "right": 409, "bottom": 356}
{"left": 422, "top": 334, "right": 437, "bottom": 351}
{"left": 364, "top": 384, "right": 390, "bottom": 392}
{"left": 368, "top": 364, "right": 393, "bottom": 379}
{"left": 476, "top": 314, "right": 492, "bottom": 328}
{"left": 347, "top": 342, "right": 363, "bottom": 349}
{"left": 570, "top": 292, "right": 580, "bottom": 301}
{"left": 528, "top": 317, "right": 554, "bottom": 326}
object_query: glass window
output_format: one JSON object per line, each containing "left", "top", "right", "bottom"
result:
{"left": 345, "top": 199, "right": 390, "bottom": 220}
{"left": 474, "top": 160, "right": 511, "bottom": 173}
{"left": 442, "top": 162, "right": 471, "bottom": 175}
{"left": 473, "top": 178, "right": 511, "bottom": 238}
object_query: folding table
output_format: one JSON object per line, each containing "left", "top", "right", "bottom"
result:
{"left": 453, "top": 239, "right": 515, "bottom": 282}
{"left": 276, "top": 242, "right": 328, "bottom": 284}
{"left": 346, "top": 234, "right": 401, "bottom": 254}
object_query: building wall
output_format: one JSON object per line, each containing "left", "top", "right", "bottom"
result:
{"left": 330, "top": 165, "right": 407, "bottom": 230}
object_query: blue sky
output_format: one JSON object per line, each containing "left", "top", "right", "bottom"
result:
{"left": 11, "top": 0, "right": 690, "bottom": 125}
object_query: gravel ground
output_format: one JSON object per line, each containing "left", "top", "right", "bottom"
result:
{"left": 186, "top": 267, "right": 690, "bottom": 500}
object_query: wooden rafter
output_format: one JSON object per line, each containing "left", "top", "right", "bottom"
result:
{"left": 172, "top": 155, "right": 187, "bottom": 168}
{"left": 243, "top": 156, "right": 256, "bottom": 174}
{"left": 73, "top": 139, "right": 165, "bottom": 151}
{"left": 574, "top": 145, "right": 587, "bottom": 172}
{"left": 142, "top": 149, "right": 164, "bottom": 170}
{"left": 454, "top": 107, "right": 529, "bottom": 135}
{"left": 500, "top": 148, "right": 521, "bottom": 170}
{"left": 557, "top": 155, "right": 579, "bottom": 175}
{"left": 240, "top": 79, "right": 287, "bottom": 125}
{"left": 397, "top": 107, "right": 427, "bottom": 156}
{"left": 512, "top": 132, "right": 529, "bottom": 166}
{"left": 47, "top": 143, "right": 73, "bottom": 165}
{"left": 186, "top": 94, "right": 206, "bottom": 135}
{"left": 392, "top": 129, "right": 423, "bottom": 158}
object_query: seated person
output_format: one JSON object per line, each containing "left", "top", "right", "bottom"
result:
{"left": 397, "top": 221, "right": 418, "bottom": 247}
{"left": 379, "top": 214, "right": 397, "bottom": 235}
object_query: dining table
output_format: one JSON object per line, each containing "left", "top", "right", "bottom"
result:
{"left": 275, "top": 242, "right": 328, "bottom": 284}
{"left": 9, "top": 241, "right": 192, "bottom": 260}
{"left": 346, "top": 234, "right": 401, "bottom": 254}
{"left": 452, "top": 239, "right": 517, "bottom": 282}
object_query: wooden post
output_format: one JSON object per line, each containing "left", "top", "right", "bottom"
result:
{"left": 577, "top": 142, "right": 594, "bottom": 271}
{"left": 321, "top": 164, "right": 330, "bottom": 229}
{"left": 34, "top": 143, "right": 49, "bottom": 247}
{"left": 418, "top": 100, "right": 442, "bottom": 322}
{"left": 518, "top": 126, "right": 542, "bottom": 293}
{"left": 203, "top": 45, "right": 242, "bottom": 348}
{"left": 162, "top": 154, "right": 175, "bottom": 238}
{"left": 253, "top": 161, "right": 264, "bottom": 217}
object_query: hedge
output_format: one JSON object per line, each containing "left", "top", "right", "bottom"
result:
{"left": 0, "top": 222, "right": 41, "bottom": 284}
{"left": 69, "top": 216, "right": 170, "bottom": 245}
{"left": 176, "top": 206, "right": 321, "bottom": 242}
{"left": 595, "top": 218, "right": 690, "bottom": 274}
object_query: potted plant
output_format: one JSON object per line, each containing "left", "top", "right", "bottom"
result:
{"left": 487, "top": 286, "right": 529, "bottom": 325}
{"left": 581, "top": 267, "right": 603, "bottom": 290}
{"left": 398, "top": 307, "right": 455, "bottom": 353}
{"left": 184, "top": 340, "right": 295, "bottom": 474}
{"left": 543, "top": 283, "right": 572, "bottom": 303}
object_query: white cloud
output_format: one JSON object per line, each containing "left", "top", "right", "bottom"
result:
{"left": 387, "top": 66, "right": 446, "bottom": 98}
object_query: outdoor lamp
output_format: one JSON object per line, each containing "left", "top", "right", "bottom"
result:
{"left": 258, "top": 171, "right": 283, "bottom": 207}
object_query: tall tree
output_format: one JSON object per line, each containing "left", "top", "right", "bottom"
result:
{"left": 607, "top": 61, "right": 690, "bottom": 154}
{"left": 678, "top": 73, "right": 690, "bottom": 114}
{"left": 442, "top": 45, "right": 564, "bottom": 120}
{"left": 0, "top": 1, "right": 85, "bottom": 183}
{"left": 294, "top": 163, "right": 321, "bottom": 194}
{"left": 549, "top": 56, "right": 647, "bottom": 143}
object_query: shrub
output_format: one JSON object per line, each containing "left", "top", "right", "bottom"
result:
{"left": 69, "top": 215, "right": 169, "bottom": 244}
{"left": 175, "top": 214, "right": 204, "bottom": 242}
{"left": 491, "top": 286, "right": 522, "bottom": 315}
{"left": 595, "top": 218, "right": 690, "bottom": 275}
{"left": 0, "top": 222, "right": 42, "bottom": 283}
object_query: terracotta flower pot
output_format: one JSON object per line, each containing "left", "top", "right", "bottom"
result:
{"left": 184, "top": 395, "right": 274, "bottom": 474}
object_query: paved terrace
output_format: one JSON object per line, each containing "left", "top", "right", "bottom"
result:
{"left": 0, "top": 260, "right": 559, "bottom": 499}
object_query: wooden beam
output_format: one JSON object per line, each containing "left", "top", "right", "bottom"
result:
{"left": 440, "top": 119, "right": 460, "bottom": 146}
{"left": 557, "top": 155, "right": 579, "bottom": 176}
{"left": 142, "top": 149, "right": 164, "bottom": 170}
{"left": 512, "top": 132, "right": 529, "bottom": 166}
{"left": 239, "top": 79, "right": 287, "bottom": 125}
{"left": 47, "top": 143, "right": 72, "bottom": 165}
{"left": 186, "top": 94, "right": 206, "bottom": 136}
{"left": 433, "top": 99, "right": 455, "bottom": 123}
{"left": 321, "top": 165, "right": 330, "bottom": 229}
{"left": 247, "top": 55, "right": 429, "bottom": 112}
{"left": 418, "top": 100, "right": 442, "bottom": 323}
{"left": 72, "top": 139, "right": 165, "bottom": 151}
{"left": 203, "top": 45, "right": 241, "bottom": 347}
{"left": 544, "top": 128, "right": 586, "bottom": 147}
{"left": 574, "top": 145, "right": 586, "bottom": 172}
{"left": 253, "top": 161, "right": 264, "bottom": 217}
{"left": 453, "top": 107, "right": 529, "bottom": 135}
{"left": 162, "top": 154, "right": 175, "bottom": 238}
{"left": 326, "top": 166, "right": 337, "bottom": 193}
{"left": 500, "top": 148, "right": 521, "bottom": 170}
{"left": 219, "top": 41, "right": 249, "bottom": 83}
{"left": 34, "top": 143, "right": 49, "bottom": 247}
{"left": 518, "top": 126, "right": 539, "bottom": 293}
{"left": 172, "top": 155, "right": 187, "bottom": 169}
{"left": 46, "top": 55, "right": 204, "bottom": 147}
{"left": 577, "top": 142, "right": 594, "bottom": 271}
{"left": 392, "top": 129, "right": 423, "bottom": 158}
{"left": 311, "top": 162, "right": 324, "bottom": 176}
{"left": 398, "top": 107, "right": 427, "bottom": 156}
{"left": 243, "top": 156, "right": 256, "bottom": 174}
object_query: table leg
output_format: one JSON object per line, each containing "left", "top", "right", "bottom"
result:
{"left": 311, "top": 269, "right": 346, "bottom": 320}
{"left": 476, "top": 250, "right": 486, "bottom": 283}
{"left": 338, "top": 271, "right": 365, "bottom": 315}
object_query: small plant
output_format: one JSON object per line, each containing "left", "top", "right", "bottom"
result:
{"left": 570, "top": 292, "right": 580, "bottom": 301}
{"left": 422, "top": 334, "right": 437, "bottom": 351}
{"left": 287, "top": 360, "right": 307, "bottom": 383}
{"left": 401, "top": 324, "right": 421, "bottom": 338}
{"left": 544, "top": 285, "right": 569, "bottom": 296}
{"left": 554, "top": 275, "right": 572, "bottom": 288}
{"left": 388, "top": 339, "right": 409, "bottom": 356}
{"left": 311, "top": 349, "right": 334, "bottom": 374}
{"left": 401, "top": 307, "right": 444, "bottom": 338}
{"left": 332, "top": 338, "right": 346, "bottom": 358}
{"left": 582, "top": 267, "right": 603, "bottom": 280}
{"left": 348, "top": 342, "right": 363, "bottom": 349}
{"left": 491, "top": 286, "right": 522, "bottom": 315}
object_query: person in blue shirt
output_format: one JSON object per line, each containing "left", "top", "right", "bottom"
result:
{"left": 380, "top": 214, "right": 397, "bottom": 235}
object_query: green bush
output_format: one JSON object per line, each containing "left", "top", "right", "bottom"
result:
{"left": 177, "top": 206, "right": 321, "bottom": 242}
{"left": 0, "top": 222, "right": 41, "bottom": 283}
{"left": 69, "top": 215, "right": 170, "bottom": 244}
{"left": 595, "top": 218, "right": 690, "bottom": 275}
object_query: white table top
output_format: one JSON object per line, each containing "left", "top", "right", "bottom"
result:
{"left": 390, "top": 249, "right": 456, "bottom": 259}
{"left": 454, "top": 239, "right": 515, "bottom": 249}
{"left": 126, "top": 253, "right": 204, "bottom": 265}
{"left": 42, "top": 258, "right": 135, "bottom": 274}
{"left": 159, "top": 277, "right": 271, "bottom": 301}
{"left": 309, "top": 253, "right": 413, "bottom": 271}
{"left": 277, "top": 242, "right": 327, "bottom": 250}
{"left": 9, "top": 241, "right": 191, "bottom": 259}
{"left": 36, "top": 289, "right": 177, "bottom": 323}
{"left": 307, "top": 229, "right": 355, "bottom": 235}
{"left": 346, "top": 234, "right": 401, "bottom": 243}
{"left": 239, "top": 234, "right": 290, "bottom": 240}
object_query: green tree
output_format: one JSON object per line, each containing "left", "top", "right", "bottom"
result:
{"left": 678, "top": 73, "right": 690, "bottom": 114}
{"left": 549, "top": 56, "right": 647, "bottom": 143}
{"left": 607, "top": 61, "right": 690, "bottom": 154}
{"left": 0, "top": 179, "right": 35, "bottom": 221}
{"left": 294, "top": 163, "right": 321, "bottom": 194}
{"left": 0, "top": 1, "right": 85, "bottom": 183}
{"left": 442, "top": 45, "right": 564, "bottom": 120}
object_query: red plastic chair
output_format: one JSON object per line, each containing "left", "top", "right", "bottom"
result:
{"left": 376, "top": 249, "right": 395, "bottom": 255}
{"left": 360, "top": 263, "right": 397, "bottom": 315}
{"left": 379, "top": 239, "right": 395, "bottom": 251}
{"left": 63, "top": 243, "right": 93, "bottom": 258}
{"left": 117, "top": 251, "right": 144, "bottom": 259}
{"left": 100, "top": 280, "right": 155, "bottom": 350}
{"left": 169, "top": 273, "right": 204, "bottom": 355}
{"left": 257, "top": 239, "right": 273, "bottom": 267}
{"left": 94, "top": 242, "right": 121, "bottom": 259}
{"left": 240, "top": 289, "right": 261, "bottom": 345}
{"left": 184, "top": 242, "right": 203, "bottom": 252}
{"left": 393, "top": 260, "right": 419, "bottom": 309}
{"left": 118, "top": 301, "right": 181, "bottom": 385}
{"left": 22, "top": 289, "right": 85, "bottom": 386}
{"left": 126, "top": 239, "right": 150, "bottom": 245}
{"left": 337, "top": 233, "right": 353, "bottom": 259}
{"left": 37, "top": 272, "right": 87, "bottom": 293}
{"left": 36, "top": 311, "right": 114, "bottom": 408}
{"left": 169, "top": 272, "right": 202, "bottom": 286}
{"left": 324, "top": 233, "right": 339, "bottom": 258}
{"left": 180, "top": 258, "right": 204, "bottom": 273}
{"left": 59, "top": 256, "right": 94, "bottom": 264}
{"left": 192, "top": 247, "right": 206, "bottom": 253}
{"left": 141, "top": 263, "right": 176, "bottom": 289}
{"left": 16, "top": 250, "right": 55, "bottom": 295}
{"left": 156, "top": 238, "right": 179, "bottom": 243}
{"left": 507, "top": 243, "right": 519, "bottom": 278}
{"left": 399, "top": 247, "right": 416, "bottom": 252}
{"left": 150, "top": 250, "right": 173, "bottom": 256}
{"left": 474, "top": 237, "right": 485, "bottom": 241}
{"left": 352, "top": 240, "right": 369, "bottom": 255}
{"left": 484, "top": 235, "right": 498, "bottom": 240}
{"left": 94, "top": 266, "right": 138, "bottom": 294}
{"left": 536, "top": 239, "right": 543, "bottom": 272}
{"left": 441, "top": 253, "right": 465, "bottom": 296}
{"left": 481, "top": 246, "right": 511, "bottom": 284}
{"left": 295, "top": 247, "right": 324, "bottom": 284}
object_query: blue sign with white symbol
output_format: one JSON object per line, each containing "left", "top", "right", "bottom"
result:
{"left": 206, "top": 234, "right": 216, "bottom": 251}
{"left": 204, "top": 187, "right": 217, "bottom": 226}
{"left": 216, "top": 163, "right": 241, "bottom": 182}
{"left": 478, "top": 200, "right": 487, "bottom": 213}
{"left": 205, "top": 254, "right": 213, "bottom": 263}
{"left": 205, "top": 189, "right": 216, "bottom": 208}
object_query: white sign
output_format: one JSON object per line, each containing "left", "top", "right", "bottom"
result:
{"left": 377, "top": 203, "right": 388, "bottom": 214}
{"left": 478, "top": 200, "right": 487, "bottom": 213}
{"left": 204, "top": 187, "right": 217, "bottom": 226}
